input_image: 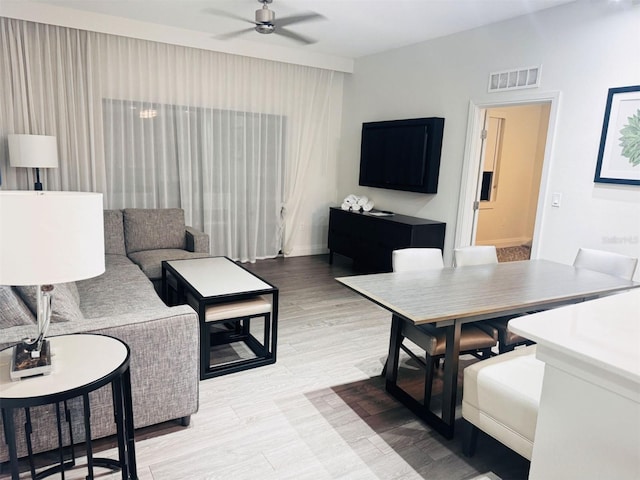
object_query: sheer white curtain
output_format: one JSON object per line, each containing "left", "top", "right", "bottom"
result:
{"left": 0, "top": 18, "right": 344, "bottom": 261}
{"left": 0, "top": 20, "right": 106, "bottom": 193}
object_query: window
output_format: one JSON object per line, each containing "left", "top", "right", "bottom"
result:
{"left": 103, "top": 98, "right": 284, "bottom": 261}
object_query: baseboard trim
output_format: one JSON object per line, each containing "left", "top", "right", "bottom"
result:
{"left": 286, "top": 245, "right": 328, "bottom": 257}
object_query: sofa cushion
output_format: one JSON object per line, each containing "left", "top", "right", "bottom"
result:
{"left": 15, "top": 283, "right": 84, "bottom": 323}
{"left": 77, "top": 263, "right": 167, "bottom": 318}
{"left": 0, "top": 286, "right": 36, "bottom": 327}
{"left": 124, "top": 208, "right": 186, "bottom": 254}
{"left": 104, "top": 210, "right": 126, "bottom": 255}
{"left": 128, "top": 249, "right": 210, "bottom": 280}
{"left": 105, "top": 253, "right": 137, "bottom": 269}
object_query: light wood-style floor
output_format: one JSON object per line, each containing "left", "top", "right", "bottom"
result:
{"left": 2, "top": 254, "right": 529, "bottom": 480}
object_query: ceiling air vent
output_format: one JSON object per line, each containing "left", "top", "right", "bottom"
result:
{"left": 488, "top": 66, "right": 541, "bottom": 93}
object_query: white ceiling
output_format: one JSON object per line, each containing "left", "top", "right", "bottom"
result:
{"left": 25, "top": 0, "right": 576, "bottom": 59}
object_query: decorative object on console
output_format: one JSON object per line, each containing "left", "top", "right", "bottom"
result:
{"left": 8, "top": 134, "right": 59, "bottom": 191}
{"left": 341, "top": 194, "right": 374, "bottom": 212}
{"left": 0, "top": 191, "right": 105, "bottom": 379}
{"left": 594, "top": 85, "right": 640, "bottom": 186}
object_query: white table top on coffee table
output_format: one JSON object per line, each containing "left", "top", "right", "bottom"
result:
{"left": 166, "top": 257, "right": 272, "bottom": 298}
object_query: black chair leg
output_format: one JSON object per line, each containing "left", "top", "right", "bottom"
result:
{"left": 500, "top": 343, "right": 517, "bottom": 354}
{"left": 462, "top": 420, "right": 479, "bottom": 457}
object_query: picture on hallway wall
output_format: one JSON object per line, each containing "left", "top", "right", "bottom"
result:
{"left": 594, "top": 85, "right": 640, "bottom": 186}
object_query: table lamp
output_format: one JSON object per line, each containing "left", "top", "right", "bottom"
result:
{"left": 8, "top": 134, "right": 59, "bottom": 191}
{"left": 0, "top": 191, "right": 105, "bottom": 379}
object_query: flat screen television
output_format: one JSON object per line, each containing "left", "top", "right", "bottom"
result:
{"left": 358, "top": 117, "right": 444, "bottom": 194}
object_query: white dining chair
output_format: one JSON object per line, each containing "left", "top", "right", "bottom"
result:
{"left": 392, "top": 247, "right": 444, "bottom": 271}
{"left": 453, "top": 245, "right": 498, "bottom": 267}
{"left": 573, "top": 248, "right": 638, "bottom": 280}
{"left": 454, "top": 245, "right": 532, "bottom": 353}
{"left": 386, "top": 248, "right": 497, "bottom": 409}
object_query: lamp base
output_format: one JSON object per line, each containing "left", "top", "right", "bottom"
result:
{"left": 10, "top": 340, "right": 52, "bottom": 380}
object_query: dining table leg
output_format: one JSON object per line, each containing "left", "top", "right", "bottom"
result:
{"left": 385, "top": 315, "right": 403, "bottom": 385}
{"left": 384, "top": 315, "right": 461, "bottom": 439}
{"left": 441, "top": 320, "right": 462, "bottom": 437}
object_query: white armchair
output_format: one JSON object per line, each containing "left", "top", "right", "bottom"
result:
{"left": 462, "top": 344, "right": 543, "bottom": 460}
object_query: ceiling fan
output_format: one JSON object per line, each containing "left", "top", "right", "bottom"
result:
{"left": 209, "top": 0, "right": 325, "bottom": 45}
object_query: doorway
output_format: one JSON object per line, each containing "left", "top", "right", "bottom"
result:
{"left": 475, "top": 104, "right": 550, "bottom": 261}
{"left": 454, "top": 92, "right": 560, "bottom": 261}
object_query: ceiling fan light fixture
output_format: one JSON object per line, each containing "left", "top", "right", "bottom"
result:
{"left": 255, "top": 23, "right": 275, "bottom": 34}
{"left": 213, "top": 0, "right": 320, "bottom": 44}
{"left": 256, "top": 5, "right": 275, "bottom": 24}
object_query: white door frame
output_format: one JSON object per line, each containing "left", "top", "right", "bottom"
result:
{"left": 454, "top": 91, "right": 561, "bottom": 259}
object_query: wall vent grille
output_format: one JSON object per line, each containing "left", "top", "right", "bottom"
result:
{"left": 488, "top": 66, "right": 541, "bottom": 92}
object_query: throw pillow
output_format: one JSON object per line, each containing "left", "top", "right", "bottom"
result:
{"left": 0, "top": 286, "right": 36, "bottom": 327}
{"left": 15, "top": 283, "right": 84, "bottom": 323}
{"left": 124, "top": 208, "right": 186, "bottom": 253}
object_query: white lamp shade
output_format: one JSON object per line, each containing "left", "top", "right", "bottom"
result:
{"left": 8, "top": 134, "right": 59, "bottom": 168}
{"left": 0, "top": 191, "right": 105, "bottom": 285}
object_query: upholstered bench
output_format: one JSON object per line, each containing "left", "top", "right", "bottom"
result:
{"left": 201, "top": 296, "right": 273, "bottom": 379}
{"left": 204, "top": 296, "right": 272, "bottom": 323}
{"left": 462, "top": 345, "right": 544, "bottom": 460}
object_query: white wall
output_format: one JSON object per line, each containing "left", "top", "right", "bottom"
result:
{"left": 338, "top": 2, "right": 640, "bottom": 274}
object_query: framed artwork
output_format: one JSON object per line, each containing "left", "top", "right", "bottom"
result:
{"left": 594, "top": 85, "right": 640, "bottom": 186}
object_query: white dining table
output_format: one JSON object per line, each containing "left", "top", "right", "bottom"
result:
{"left": 336, "top": 259, "right": 640, "bottom": 438}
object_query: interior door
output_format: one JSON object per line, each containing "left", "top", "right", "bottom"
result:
{"left": 473, "top": 103, "right": 550, "bottom": 254}
{"left": 455, "top": 93, "right": 558, "bottom": 261}
{"left": 469, "top": 110, "right": 489, "bottom": 244}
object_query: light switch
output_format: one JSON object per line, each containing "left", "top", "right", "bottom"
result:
{"left": 551, "top": 192, "right": 562, "bottom": 208}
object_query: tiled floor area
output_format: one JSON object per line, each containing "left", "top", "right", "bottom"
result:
{"left": 1, "top": 255, "right": 529, "bottom": 479}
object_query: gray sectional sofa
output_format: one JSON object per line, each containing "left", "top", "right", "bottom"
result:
{"left": 116, "top": 208, "right": 210, "bottom": 293}
{"left": 0, "top": 208, "right": 209, "bottom": 462}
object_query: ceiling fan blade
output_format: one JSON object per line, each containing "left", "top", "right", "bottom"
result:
{"left": 276, "top": 12, "right": 325, "bottom": 28}
{"left": 215, "top": 27, "right": 256, "bottom": 41}
{"left": 203, "top": 8, "right": 256, "bottom": 26}
{"left": 275, "top": 27, "right": 316, "bottom": 45}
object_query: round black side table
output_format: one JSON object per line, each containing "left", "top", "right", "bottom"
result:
{"left": 0, "top": 334, "right": 137, "bottom": 480}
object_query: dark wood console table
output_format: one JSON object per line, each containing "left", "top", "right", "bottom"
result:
{"left": 327, "top": 207, "right": 446, "bottom": 273}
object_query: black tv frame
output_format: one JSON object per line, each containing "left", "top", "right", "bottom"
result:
{"left": 358, "top": 117, "right": 444, "bottom": 194}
